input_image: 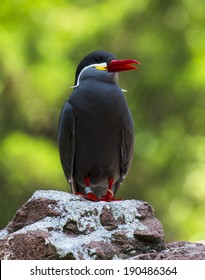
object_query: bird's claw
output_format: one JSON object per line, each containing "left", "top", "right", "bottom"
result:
{"left": 75, "top": 192, "right": 99, "bottom": 202}
{"left": 98, "top": 189, "right": 114, "bottom": 202}
{"left": 75, "top": 190, "right": 122, "bottom": 202}
{"left": 98, "top": 189, "right": 122, "bottom": 202}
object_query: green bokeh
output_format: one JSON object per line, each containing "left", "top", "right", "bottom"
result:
{"left": 0, "top": 0, "right": 205, "bottom": 242}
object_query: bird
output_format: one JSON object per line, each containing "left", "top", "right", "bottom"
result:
{"left": 58, "top": 50, "right": 140, "bottom": 202}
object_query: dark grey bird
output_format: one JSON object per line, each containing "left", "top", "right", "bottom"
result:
{"left": 58, "top": 50, "right": 140, "bottom": 201}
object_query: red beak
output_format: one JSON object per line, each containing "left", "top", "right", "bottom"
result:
{"left": 107, "top": 59, "right": 141, "bottom": 72}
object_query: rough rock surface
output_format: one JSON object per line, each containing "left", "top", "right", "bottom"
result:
{"left": 130, "top": 241, "right": 205, "bottom": 260}
{"left": 0, "top": 190, "right": 164, "bottom": 260}
{"left": 0, "top": 190, "right": 204, "bottom": 260}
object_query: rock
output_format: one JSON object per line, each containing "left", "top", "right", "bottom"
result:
{"left": 1, "top": 190, "right": 204, "bottom": 260}
{"left": 0, "top": 190, "right": 165, "bottom": 260}
{"left": 130, "top": 241, "right": 205, "bottom": 260}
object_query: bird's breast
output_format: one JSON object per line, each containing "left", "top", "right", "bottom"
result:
{"left": 70, "top": 83, "right": 129, "bottom": 185}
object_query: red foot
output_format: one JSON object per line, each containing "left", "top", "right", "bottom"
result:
{"left": 99, "top": 189, "right": 113, "bottom": 202}
{"left": 99, "top": 189, "right": 122, "bottom": 202}
{"left": 99, "top": 196, "right": 122, "bottom": 202}
{"left": 98, "top": 177, "right": 117, "bottom": 201}
{"left": 75, "top": 191, "right": 122, "bottom": 202}
{"left": 75, "top": 176, "right": 122, "bottom": 202}
{"left": 75, "top": 192, "right": 99, "bottom": 202}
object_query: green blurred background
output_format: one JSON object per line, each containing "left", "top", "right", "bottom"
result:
{"left": 0, "top": 0, "right": 205, "bottom": 242}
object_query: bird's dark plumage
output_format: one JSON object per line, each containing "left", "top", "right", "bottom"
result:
{"left": 58, "top": 50, "right": 140, "bottom": 201}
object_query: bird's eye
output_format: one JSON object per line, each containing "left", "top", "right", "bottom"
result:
{"left": 95, "top": 57, "right": 102, "bottom": 63}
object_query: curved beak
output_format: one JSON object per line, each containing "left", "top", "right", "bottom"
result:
{"left": 107, "top": 59, "right": 141, "bottom": 72}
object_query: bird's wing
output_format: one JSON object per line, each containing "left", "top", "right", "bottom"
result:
{"left": 114, "top": 110, "right": 134, "bottom": 194}
{"left": 58, "top": 101, "right": 76, "bottom": 193}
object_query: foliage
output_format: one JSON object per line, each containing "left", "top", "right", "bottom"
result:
{"left": 0, "top": 0, "right": 205, "bottom": 242}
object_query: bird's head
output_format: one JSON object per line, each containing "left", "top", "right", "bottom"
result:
{"left": 73, "top": 50, "right": 141, "bottom": 88}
